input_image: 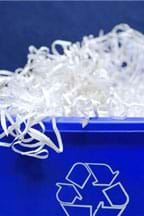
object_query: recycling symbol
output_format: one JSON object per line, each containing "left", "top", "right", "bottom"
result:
{"left": 56, "top": 162, "right": 129, "bottom": 216}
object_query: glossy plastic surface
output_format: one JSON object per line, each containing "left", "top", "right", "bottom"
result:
{"left": 43, "top": 117, "right": 144, "bottom": 132}
{"left": 0, "top": 118, "right": 144, "bottom": 215}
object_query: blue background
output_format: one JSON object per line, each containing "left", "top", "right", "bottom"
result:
{"left": 0, "top": 2, "right": 144, "bottom": 71}
{"left": 0, "top": 2, "right": 144, "bottom": 216}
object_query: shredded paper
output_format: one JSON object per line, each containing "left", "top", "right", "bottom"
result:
{"left": 0, "top": 24, "right": 144, "bottom": 159}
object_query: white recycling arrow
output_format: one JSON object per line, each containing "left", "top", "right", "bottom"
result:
{"left": 102, "top": 182, "right": 130, "bottom": 207}
{"left": 66, "top": 162, "right": 91, "bottom": 189}
{"left": 86, "top": 163, "right": 119, "bottom": 187}
{"left": 61, "top": 204, "right": 92, "bottom": 216}
{"left": 56, "top": 182, "right": 82, "bottom": 204}
{"left": 93, "top": 202, "right": 125, "bottom": 216}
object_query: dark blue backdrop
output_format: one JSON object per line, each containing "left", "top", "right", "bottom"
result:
{"left": 0, "top": 2, "right": 144, "bottom": 71}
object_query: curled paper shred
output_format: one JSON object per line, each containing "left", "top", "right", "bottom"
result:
{"left": 0, "top": 24, "right": 144, "bottom": 158}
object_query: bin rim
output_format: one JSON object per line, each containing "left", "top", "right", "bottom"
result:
{"left": 43, "top": 117, "right": 144, "bottom": 133}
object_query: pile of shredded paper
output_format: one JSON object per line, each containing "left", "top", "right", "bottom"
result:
{"left": 0, "top": 24, "right": 144, "bottom": 159}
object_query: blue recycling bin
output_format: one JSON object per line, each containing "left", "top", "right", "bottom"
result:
{"left": 0, "top": 117, "right": 143, "bottom": 216}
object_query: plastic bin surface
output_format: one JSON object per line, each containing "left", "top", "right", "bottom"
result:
{"left": 0, "top": 118, "right": 143, "bottom": 216}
